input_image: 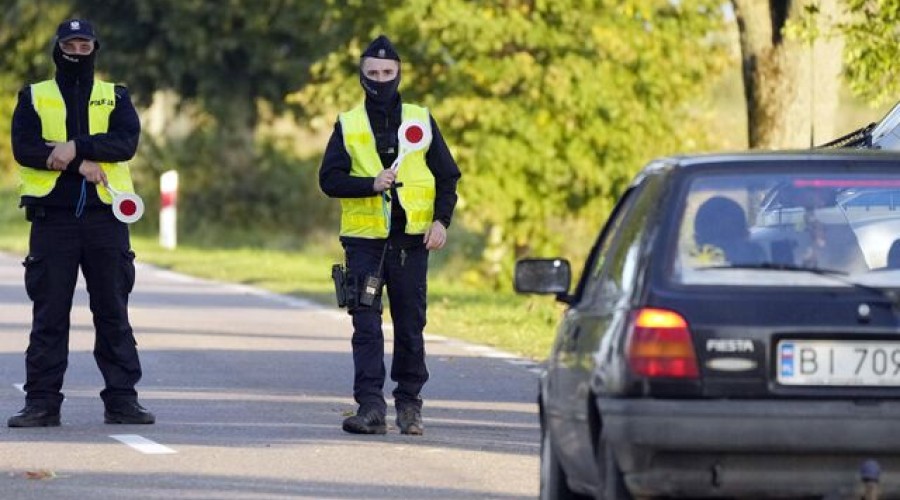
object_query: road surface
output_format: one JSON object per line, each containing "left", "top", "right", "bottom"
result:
{"left": 0, "top": 251, "right": 540, "bottom": 499}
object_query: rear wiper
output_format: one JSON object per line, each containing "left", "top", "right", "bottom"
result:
{"left": 702, "top": 263, "right": 900, "bottom": 309}
{"left": 704, "top": 262, "right": 848, "bottom": 276}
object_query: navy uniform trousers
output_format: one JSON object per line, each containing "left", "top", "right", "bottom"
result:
{"left": 344, "top": 239, "right": 430, "bottom": 415}
{"left": 23, "top": 206, "right": 142, "bottom": 410}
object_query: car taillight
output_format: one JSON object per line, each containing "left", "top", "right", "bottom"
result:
{"left": 626, "top": 308, "right": 699, "bottom": 379}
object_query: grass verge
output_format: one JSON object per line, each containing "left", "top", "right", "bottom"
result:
{"left": 128, "top": 235, "right": 562, "bottom": 361}
{"left": 0, "top": 201, "right": 560, "bottom": 361}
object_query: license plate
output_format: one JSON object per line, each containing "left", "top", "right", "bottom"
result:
{"left": 777, "top": 340, "right": 900, "bottom": 386}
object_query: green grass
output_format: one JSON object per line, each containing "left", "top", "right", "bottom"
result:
{"left": 0, "top": 195, "right": 559, "bottom": 361}
{"left": 126, "top": 235, "right": 560, "bottom": 360}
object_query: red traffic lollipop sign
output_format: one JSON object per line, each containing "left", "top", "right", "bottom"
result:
{"left": 390, "top": 120, "right": 431, "bottom": 172}
{"left": 106, "top": 184, "right": 145, "bottom": 224}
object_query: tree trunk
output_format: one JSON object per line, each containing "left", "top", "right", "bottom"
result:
{"left": 732, "top": 0, "right": 844, "bottom": 149}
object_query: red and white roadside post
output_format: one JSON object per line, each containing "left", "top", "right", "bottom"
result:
{"left": 159, "top": 170, "right": 178, "bottom": 249}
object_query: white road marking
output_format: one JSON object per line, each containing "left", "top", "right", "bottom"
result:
{"left": 110, "top": 434, "right": 177, "bottom": 455}
{"left": 506, "top": 358, "right": 535, "bottom": 365}
{"left": 13, "top": 383, "right": 24, "bottom": 393}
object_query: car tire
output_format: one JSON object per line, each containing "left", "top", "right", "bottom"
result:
{"left": 540, "top": 426, "right": 591, "bottom": 500}
{"left": 597, "top": 435, "right": 632, "bottom": 500}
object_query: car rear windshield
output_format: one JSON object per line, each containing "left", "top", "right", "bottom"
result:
{"left": 671, "top": 166, "right": 900, "bottom": 287}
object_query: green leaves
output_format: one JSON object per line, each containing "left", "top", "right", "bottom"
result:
{"left": 842, "top": 0, "right": 900, "bottom": 106}
{"left": 0, "top": 0, "right": 758, "bottom": 284}
{"left": 71, "top": 0, "right": 331, "bottom": 113}
{"left": 259, "top": 1, "right": 733, "bottom": 282}
{"left": 300, "top": 0, "right": 729, "bottom": 275}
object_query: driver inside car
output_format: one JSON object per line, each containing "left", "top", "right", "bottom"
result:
{"left": 693, "top": 196, "right": 766, "bottom": 266}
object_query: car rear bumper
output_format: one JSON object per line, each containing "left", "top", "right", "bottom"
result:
{"left": 599, "top": 397, "right": 900, "bottom": 498}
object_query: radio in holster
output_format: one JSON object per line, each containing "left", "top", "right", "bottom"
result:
{"left": 359, "top": 242, "right": 389, "bottom": 307}
{"left": 359, "top": 274, "right": 382, "bottom": 307}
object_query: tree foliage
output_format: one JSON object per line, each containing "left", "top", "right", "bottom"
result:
{"left": 62, "top": 0, "right": 358, "bottom": 236}
{"left": 0, "top": 0, "right": 70, "bottom": 180}
{"left": 842, "top": 0, "right": 900, "bottom": 106}
{"left": 69, "top": 1, "right": 341, "bottom": 119}
{"left": 296, "top": 0, "right": 730, "bottom": 279}
{"left": 4, "top": 1, "right": 895, "bottom": 283}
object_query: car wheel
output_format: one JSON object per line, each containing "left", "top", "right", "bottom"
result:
{"left": 597, "top": 435, "right": 632, "bottom": 500}
{"left": 540, "top": 426, "right": 591, "bottom": 500}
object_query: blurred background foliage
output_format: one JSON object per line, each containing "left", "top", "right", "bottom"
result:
{"left": 0, "top": 0, "right": 898, "bottom": 289}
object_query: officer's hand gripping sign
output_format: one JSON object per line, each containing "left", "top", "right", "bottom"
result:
{"left": 389, "top": 120, "right": 431, "bottom": 173}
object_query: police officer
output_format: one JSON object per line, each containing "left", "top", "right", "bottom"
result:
{"left": 319, "top": 35, "right": 461, "bottom": 435}
{"left": 8, "top": 19, "right": 154, "bottom": 427}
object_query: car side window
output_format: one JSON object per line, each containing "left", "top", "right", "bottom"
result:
{"left": 569, "top": 189, "right": 636, "bottom": 306}
{"left": 582, "top": 174, "right": 664, "bottom": 309}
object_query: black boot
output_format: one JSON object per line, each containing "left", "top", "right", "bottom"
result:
{"left": 396, "top": 406, "right": 423, "bottom": 435}
{"left": 8, "top": 405, "right": 61, "bottom": 428}
{"left": 105, "top": 401, "right": 155, "bottom": 425}
{"left": 342, "top": 407, "right": 387, "bottom": 434}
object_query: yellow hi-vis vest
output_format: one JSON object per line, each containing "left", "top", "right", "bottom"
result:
{"left": 19, "top": 79, "right": 135, "bottom": 204}
{"left": 338, "top": 103, "right": 435, "bottom": 238}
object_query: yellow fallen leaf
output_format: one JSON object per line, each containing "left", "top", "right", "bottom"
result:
{"left": 24, "top": 470, "right": 56, "bottom": 480}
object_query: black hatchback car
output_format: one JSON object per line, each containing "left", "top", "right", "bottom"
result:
{"left": 516, "top": 151, "right": 900, "bottom": 499}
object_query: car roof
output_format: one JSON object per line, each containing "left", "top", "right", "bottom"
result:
{"left": 668, "top": 149, "right": 900, "bottom": 167}
{"left": 633, "top": 149, "right": 900, "bottom": 184}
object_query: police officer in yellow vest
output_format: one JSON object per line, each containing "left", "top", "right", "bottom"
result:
{"left": 319, "top": 35, "right": 461, "bottom": 435}
{"left": 8, "top": 19, "right": 154, "bottom": 427}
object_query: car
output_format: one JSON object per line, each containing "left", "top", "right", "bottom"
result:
{"left": 516, "top": 150, "right": 900, "bottom": 499}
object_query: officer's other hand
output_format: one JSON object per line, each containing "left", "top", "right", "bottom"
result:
{"left": 46, "top": 140, "right": 76, "bottom": 171}
{"left": 424, "top": 220, "right": 447, "bottom": 250}
{"left": 79, "top": 160, "right": 107, "bottom": 185}
{"left": 373, "top": 169, "right": 396, "bottom": 193}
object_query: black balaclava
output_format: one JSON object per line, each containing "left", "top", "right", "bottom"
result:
{"left": 53, "top": 43, "right": 96, "bottom": 79}
{"left": 52, "top": 19, "right": 99, "bottom": 80}
{"left": 359, "top": 35, "right": 401, "bottom": 106}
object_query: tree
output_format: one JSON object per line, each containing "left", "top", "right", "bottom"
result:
{"left": 295, "top": 0, "right": 730, "bottom": 283}
{"left": 730, "top": 0, "right": 845, "bottom": 149}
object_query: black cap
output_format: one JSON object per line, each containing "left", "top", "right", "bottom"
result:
{"left": 361, "top": 35, "right": 400, "bottom": 62}
{"left": 55, "top": 19, "right": 98, "bottom": 43}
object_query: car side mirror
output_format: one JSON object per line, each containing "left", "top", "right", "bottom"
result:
{"left": 514, "top": 259, "right": 571, "bottom": 299}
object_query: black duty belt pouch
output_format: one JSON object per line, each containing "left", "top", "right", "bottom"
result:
{"left": 332, "top": 263, "right": 349, "bottom": 308}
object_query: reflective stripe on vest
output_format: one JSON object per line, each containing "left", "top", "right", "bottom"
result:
{"left": 338, "top": 103, "right": 435, "bottom": 238}
{"left": 20, "top": 79, "right": 134, "bottom": 203}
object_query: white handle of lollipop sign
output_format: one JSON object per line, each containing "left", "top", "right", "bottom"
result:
{"left": 105, "top": 183, "right": 145, "bottom": 224}
{"left": 390, "top": 120, "right": 431, "bottom": 173}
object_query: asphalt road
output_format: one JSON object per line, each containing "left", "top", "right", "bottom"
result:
{"left": 0, "top": 251, "right": 540, "bottom": 499}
